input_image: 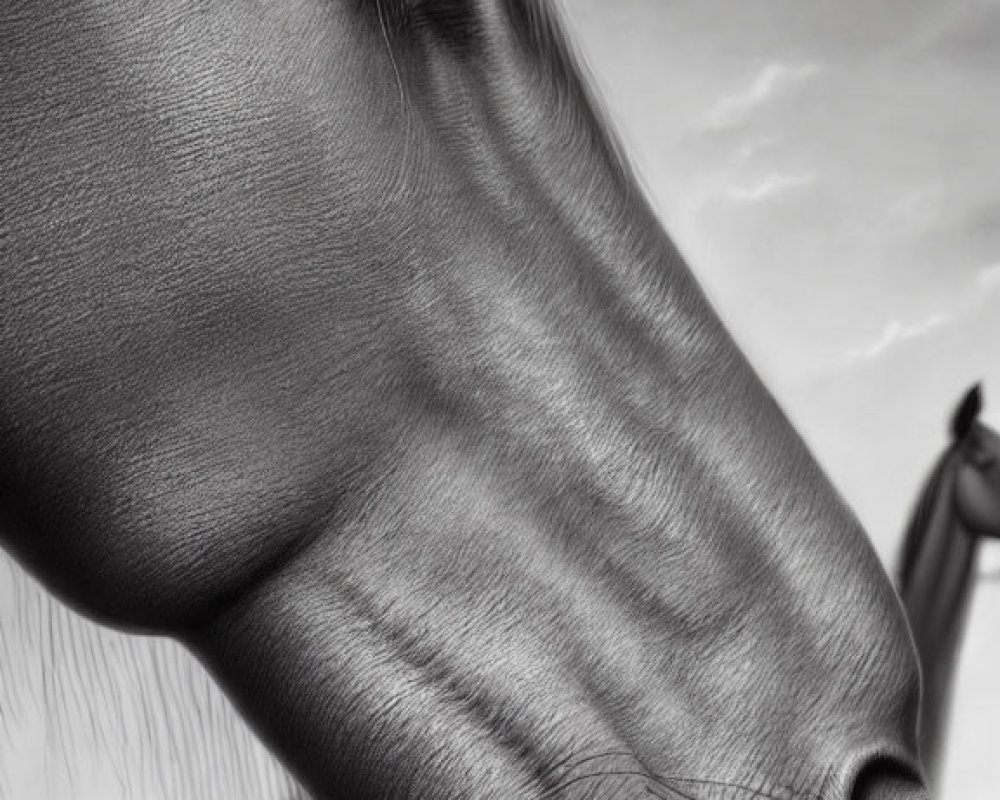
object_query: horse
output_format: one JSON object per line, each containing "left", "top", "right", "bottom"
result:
{"left": 10, "top": 384, "right": 989, "bottom": 800}
{"left": 1, "top": 2, "right": 931, "bottom": 798}
{"left": 896, "top": 384, "right": 1000, "bottom": 791}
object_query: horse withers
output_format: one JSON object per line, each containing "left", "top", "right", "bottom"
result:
{"left": 1, "top": 2, "right": 929, "bottom": 798}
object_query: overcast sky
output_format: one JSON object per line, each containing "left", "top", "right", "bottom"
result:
{"left": 562, "top": 1, "right": 1000, "bottom": 796}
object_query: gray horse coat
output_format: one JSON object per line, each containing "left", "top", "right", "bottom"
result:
{"left": 2, "top": 2, "right": 929, "bottom": 798}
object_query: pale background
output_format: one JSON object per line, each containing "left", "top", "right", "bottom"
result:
{"left": 2, "top": 2, "right": 999, "bottom": 799}
{"left": 563, "top": 1, "right": 1000, "bottom": 797}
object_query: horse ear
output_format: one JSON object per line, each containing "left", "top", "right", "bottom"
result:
{"left": 951, "top": 383, "right": 983, "bottom": 440}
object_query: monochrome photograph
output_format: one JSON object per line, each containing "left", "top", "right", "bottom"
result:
{"left": 2, "top": 2, "right": 999, "bottom": 798}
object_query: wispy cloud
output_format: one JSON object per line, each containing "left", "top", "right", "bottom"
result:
{"left": 726, "top": 173, "right": 816, "bottom": 203}
{"left": 976, "top": 263, "right": 1000, "bottom": 291}
{"left": 705, "top": 62, "right": 821, "bottom": 129}
{"left": 838, "top": 312, "right": 952, "bottom": 367}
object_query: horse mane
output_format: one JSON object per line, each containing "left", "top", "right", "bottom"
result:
{"left": 502, "top": 0, "right": 639, "bottom": 193}
{"left": 369, "top": 0, "right": 639, "bottom": 196}
{"left": 371, "top": 0, "right": 593, "bottom": 79}
{"left": 895, "top": 444, "right": 961, "bottom": 594}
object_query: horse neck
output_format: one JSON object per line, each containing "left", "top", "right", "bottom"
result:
{"left": 895, "top": 446, "right": 981, "bottom": 786}
{"left": 371, "top": 0, "right": 723, "bottom": 339}
{"left": 354, "top": 6, "right": 910, "bottom": 665}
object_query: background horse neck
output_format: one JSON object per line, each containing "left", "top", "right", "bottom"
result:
{"left": 896, "top": 447, "right": 981, "bottom": 788}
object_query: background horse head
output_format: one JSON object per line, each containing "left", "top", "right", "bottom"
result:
{"left": 896, "top": 384, "right": 1000, "bottom": 788}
